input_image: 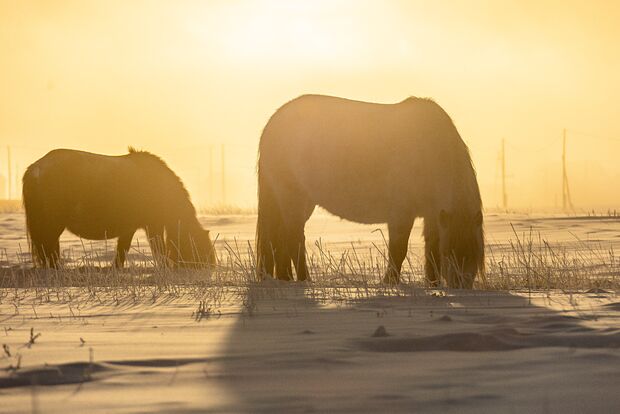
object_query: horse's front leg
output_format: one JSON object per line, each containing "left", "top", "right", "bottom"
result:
{"left": 423, "top": 218, "right": 441, "bottom": 287}
{"left": 146, "top": 224, "right": 166, "bottom": 267}
{"left": 383, "top": 217, "right": 415, "bottom": 284}
{"left": 115, "top": 229, "right": 137, "bottom": 268}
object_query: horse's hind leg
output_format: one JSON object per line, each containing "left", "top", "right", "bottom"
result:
{"left": 273, "top": 218, "right": 294, "bottom": 281}
{"left": 32, "top": 238, "right": 56, "bottom": 267}
{"left": 259, "top": 236, "right": 277, "bottom": 279}
{"left": 274, "top": 237, "right": 293, "bottom": 281}
{"left": 257, "top": 218, "right": 278, "bottom": 279}
{"left": 25, "top": 205, "right": 63, "bottom": 267}
{"left": 285, "top": 203, "right": 314, "bottom": 282}
{"left": 289, "top": 228, "right": 309, "bottom": 281}
{"left": 44, "top": 237, "right": 61, "bottom": 268}
{"left": 383, "top": 217, "right": 415, "bottom": 284}
{"left": 31, "top": 228, "right": 63, "bottom": 268}
{"left": 29, "top": 230, "right": 48, "bottom": 267}
{"left": 257, "top": 176, "right": 280, "bottom": 279}
{"left": 258, "top": 169, "right": 313, "bottom": 281}
{"left": 115, "top": 229, "right": 136, "bottom": 268}
{"left": 423, "top": 218, "right": 441, "bottom": 287}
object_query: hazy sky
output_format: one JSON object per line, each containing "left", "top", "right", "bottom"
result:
{"left": 1, "top": 0, "right": 619, "bottom": 209}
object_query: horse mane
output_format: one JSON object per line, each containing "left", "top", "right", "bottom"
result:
{"left": 408, "top": 100, "right": 485, "bottom": 283}
{"left": 406, "top": 98, "right": 482, "bottom": 208}
{"left": 404, "top": 97, "right": 484, "bottom": 275}
{"left": 126, "top": 147, "right": 195, "bottom": 215}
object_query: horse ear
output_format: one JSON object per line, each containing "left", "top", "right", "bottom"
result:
{"left": 475, "top": 211, "right": 483, "bottom": 226}
{"left": 439, "top": 209, "right": 450, "bottom": 229}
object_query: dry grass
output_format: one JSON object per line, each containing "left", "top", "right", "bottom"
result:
{"left": 198, "top": 204, "right": 256, "bottom": 215}
{"left": 0, "top": 227, "right": 617, "bottom": 312}
{"left": 483, "top": 225, "right": 618, "bottom": 291}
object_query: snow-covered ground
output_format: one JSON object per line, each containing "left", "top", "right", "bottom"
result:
{"left": 1, "top": 212, "right": 619, "bottom": 413}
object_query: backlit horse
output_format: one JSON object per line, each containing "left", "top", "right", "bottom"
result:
{"left": 23, "top": 148, "right": 216, "bottom": 268}
{"left": 256, "top": 95, "right": 483, "bottom": 288}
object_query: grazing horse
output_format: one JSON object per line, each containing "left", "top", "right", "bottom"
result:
{"left": 23, "top": 148, "right": 216, "bottom": 268}
{"left": 256, "top": 95, "right": 484, "bottom": 288}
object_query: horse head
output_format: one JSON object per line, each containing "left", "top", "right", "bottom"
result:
{"left": 167, "top": 226, "right": 216, "bottom": 268}
{"left": 437, "top": 209, "right": 484, "bottom": 289}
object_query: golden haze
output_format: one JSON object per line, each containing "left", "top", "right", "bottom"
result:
{"left": 1, "top": 0, "right": 619, "bottom": 209}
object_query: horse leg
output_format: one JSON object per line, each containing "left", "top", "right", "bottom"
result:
{"left": 274, "top": 223, "right": 294, "bottom": 281}
{"left": 33, "top": 228, "right": 63, "bottom": 268}
{"left": 423, "top": 218, "right": 441, "bottom": 287}
{"left": 164, "top": 221, "right": 184, "bottom": 266}
{"left": 383, "top": 217, "right": 415, "bottom": 284}
{"left": 256, "top": 176, "right": 280, "bottom": 279}
{"left": 26, "top": 206, "right": 63, "bottom": 267}
{"left": 46, "top": 236, "right": 62, "bottom": 268}
{"left": 286, "top": 204, "right": 314, "bottom": 282}
{"left": 146, "top": 224, "right": 166, "bottom": 267}
{"left": 289, "top": 227, "right": 309, "bottom": 281}
{"left": 29, "top": 230, "right": 48, "bottom": 267}
{"left": 273, "top": 210, "right": 309, "bottom": 282}
{"left": 114, "top": 229, "right": 136, "bottom": 268}
{"left": 259, "top": 234, "right": 277, "bottom": 279}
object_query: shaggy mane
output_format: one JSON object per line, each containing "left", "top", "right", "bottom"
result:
{"left": 126, "top": 146, "right": 193, "bottom": 207}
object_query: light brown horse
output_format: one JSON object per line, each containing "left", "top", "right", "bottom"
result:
{"left": 23, "top": 148, "right": 216, "bottom": 268}
{"left": 257, "top": 95, "right": 483, "bottom": 288}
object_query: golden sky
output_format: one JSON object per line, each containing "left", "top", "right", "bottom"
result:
{"left": 1, "top": 0, "right": 619, "bottom": 209}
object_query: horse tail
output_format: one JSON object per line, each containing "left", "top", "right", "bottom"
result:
{"left": 22, "top": 165, "right": 43, "bottom": 266}
{"left": 256, "top": 170, "right": 281, "bottom": 280}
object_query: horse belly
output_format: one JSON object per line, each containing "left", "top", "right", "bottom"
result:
{"left": 311, "top": 187, "right": 389, "bottom": 224}
{"left": 66, "top": 222, "right": 122, "bottom": 240}
{"left": 65, "top": 204, "right": 127, "bottom": 240}
{"left": 296, "top": 169, "right": 393, "bottom": 224}
{"left": 319, "top": 204, "right": 387, "bottom": 225}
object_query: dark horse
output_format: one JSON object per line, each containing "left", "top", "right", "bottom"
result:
{"left": 23, "top": 148, "right": 216, "bottom": 268}
{"left": 257, "top": 95, "right": 484, "bottom": 288}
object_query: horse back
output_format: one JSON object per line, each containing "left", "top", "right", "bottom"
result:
{"left": 258, "top": 95, "right": 464, "bottom": 221}
{"left": 23, "top": 149, "right": 161, "bottom": 238}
